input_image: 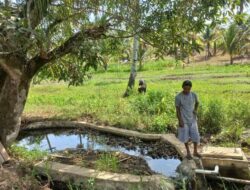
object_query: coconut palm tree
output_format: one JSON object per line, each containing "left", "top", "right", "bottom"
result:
{"left": 222, "top": 24, "right": 240, "bottom": 64}
{"left": 222, "top": 23, "right": 249, "bottom": 64}
{"left": 202, "top": 27, "right": 215, "bottom": 59}
{"left": 239, "top": 17, "right": 250, "bottom": 57}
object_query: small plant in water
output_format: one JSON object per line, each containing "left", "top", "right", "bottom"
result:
{"left": 96, "top": 153, "right": 119, "bottom": 172}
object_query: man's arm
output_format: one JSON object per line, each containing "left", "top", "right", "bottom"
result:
{"left": 176, "top": 106, "right": 184, "bottom": 128}
{"left": 194, "top": 102, "right": 199, "bottom": 113}
{"left": 193, "top": 93, "right": 199, "bottom": 114}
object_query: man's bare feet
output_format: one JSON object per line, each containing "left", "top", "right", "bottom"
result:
{"left": 193, "top": 152, "right": 202, "bottom": 158}
{"left": 186, "top": 154, "right": 193, "bottom": 160}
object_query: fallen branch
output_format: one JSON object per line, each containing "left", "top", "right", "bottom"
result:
{"left": 50, "top": 154, "right": 72, "bottom": 159}
{"left": 119, "top": 157, "right": 131, "bottom": 163}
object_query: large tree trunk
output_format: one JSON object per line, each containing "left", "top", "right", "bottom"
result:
{"left": 0, "top": 59, "right": 31, "bottom": 146}
{"left": 124, "top": 34, "right": 139, "bottom": 97}
{"left": 123, "top": 0, "right": 139, "bottom": 97}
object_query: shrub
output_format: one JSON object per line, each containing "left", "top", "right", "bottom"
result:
{"left": 132, "top": 90, "right": 175, "bottom": 115}
{"left": 227, "top": 101, "right": 250, "bottom": 128}
{"left": 131, "top": 90, "right": 176, "bottom": 132}
{"left": 150, "top": 114, "right": 168, "bottom": 133}
{"left": 150, "top": 113, "right": 176, "bottom": 133}
{"left": 223, "top": 120, "right": 244, "bottom": 143}
{"left": 199, "top": 99, "right": 226, "bottom": 135}
{"left": 214, "top": 120, "right": 244, "bottom": 145}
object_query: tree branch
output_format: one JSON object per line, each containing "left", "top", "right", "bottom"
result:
{"left": 0, "top": 58, "right": 22, "bottom": 81}
{"left": 27, "top": 23, "right": 110, "bottom": 77}
{"left": 26, "top": 0, "right": 32, "bottom": 30}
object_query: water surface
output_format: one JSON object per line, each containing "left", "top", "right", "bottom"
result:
{"left": 17, "top": 131, "right": 181, "bottom": 177}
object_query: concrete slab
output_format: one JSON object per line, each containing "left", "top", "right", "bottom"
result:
{"left": 24, "top": 121, "right": 162, "bottom": 141}
{"left": 201, "top": 146, "right": 244, "bottom": 160}
{"left": 161, "top": 134, "right": 186, "bottom": 158}
{"left": 201, "top": 157, "right": 250, "bottom": 180}
{"left": 199, "top": 146, "right": 249, "bottom": 179}
{"left": 35, "top": 161, "right": 175, "bottom": 190}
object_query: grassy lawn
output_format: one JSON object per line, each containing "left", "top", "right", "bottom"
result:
{"left": 24, "top": 60, "right": 250, "bottom": 139}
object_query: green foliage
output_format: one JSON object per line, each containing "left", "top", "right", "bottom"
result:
{"left": 141, "top": 59, "right": 179, "bottom": 71}
{"left": 25, "top": 63, "right": 250, "bottom": 136}
{"left": 86, "top": 178, "right": 95, "bottom": 190}
{"left": 9, "top": 144, "right": 47, "bottom": 162}
{"left": 150, "top": 113, "right": 175, "bottom": 133}
{"left": 100, "top": 58, "right": 179, "bottom": 74}
{"left": 67, "top": 179, "right": 95, "bottom": 190}
{"left": 222, "top": 24, "right": 240, "bottom": 56}
{"left": 96, "top": 153, "right": 119, "bottom": 172}
{"left": 0, "top": 0, "right": 242, "bottom": 94}
{"left": 132, "top": 90, "right": 176, "bottom": 132}
{"left": 221, "top": 120, "right": 244, "bottom": 144}
{"left": 133, "top": 90, "right": 174, "bottom": 115}
{"left": 227, "top": 100, "right": 250, "bottom": 128}
{"left": 1, "top": 0, "right": 230, "bottom": 86}
{"left": 199, "top": 99, "right": 226, "bottom": 135}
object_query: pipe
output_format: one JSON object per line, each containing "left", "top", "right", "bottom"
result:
{"left": 195, "top": 165, "right": 219, "bottom": 175}
{"left": 195, "top": 166, "right": 250, "bottom": 185}
{"left": 208, "top": 175, "right": 250, "bottom": 185}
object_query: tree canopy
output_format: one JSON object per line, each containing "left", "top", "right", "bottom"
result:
{"left": 0, "top": 0, "right": 231, "bottom": 84}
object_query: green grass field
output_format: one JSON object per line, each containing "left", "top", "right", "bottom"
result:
{"left": 24, "top": 60, "right": 250, "bottom": 142}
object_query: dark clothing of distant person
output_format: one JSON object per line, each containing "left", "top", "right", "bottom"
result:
{"left": 138, "top": 79, "right": 147, "bottom": 93}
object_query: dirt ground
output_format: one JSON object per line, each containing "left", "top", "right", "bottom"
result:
{"left": 0, "top": 160, "right": 50, "bottom": 190}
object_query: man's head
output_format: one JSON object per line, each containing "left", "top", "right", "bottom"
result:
{"left": 182, "top": 80, "right": 192, "bottom": 94}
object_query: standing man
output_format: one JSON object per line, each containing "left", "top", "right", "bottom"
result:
{"left": 175, "top": 80, "right": 201, "bottom": 159}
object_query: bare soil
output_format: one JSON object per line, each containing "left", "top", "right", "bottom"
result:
{"left": 0, "top": 160, "right": 50, "bottom": 190}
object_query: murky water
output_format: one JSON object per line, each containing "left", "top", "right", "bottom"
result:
{"left": 17, "top": 130, "right": 181, "bottom": 177}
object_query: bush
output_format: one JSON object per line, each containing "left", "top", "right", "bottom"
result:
{"left": 132, "top": 90, "right": 175, "bottom": 116}
{"left": 131, "top": 90, "right": 176, "bottom": 132}
{"left": 227, "top": 101, "right": 250, "bottom": 128}
{"left": 150, "top": 113, "right": 176, "bottom": 133}
{"left": 213, "top": 120, "right": 244, "bottom": 145}
{"left": 199, "top": 99, "right": 226, "bottom": 135}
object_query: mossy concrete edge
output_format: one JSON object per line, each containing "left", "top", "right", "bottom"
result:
{"left": 35, "top": 161, "right": 175, "bottom": 190}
